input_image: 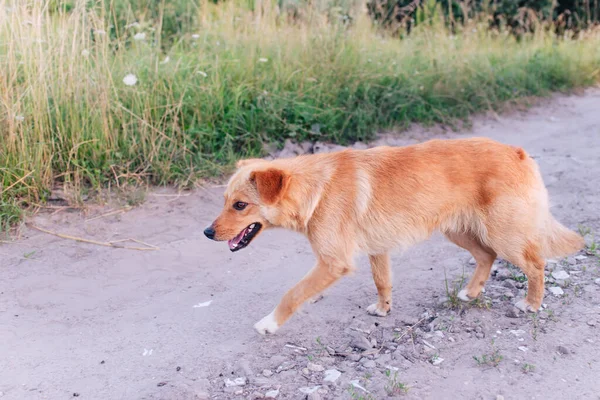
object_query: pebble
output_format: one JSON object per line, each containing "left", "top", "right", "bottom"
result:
{"left": 518, "top": 346, "right": 528, "bottom": 352}
{"left": 475, "top": 332, "right": 485, "bottom": 339}
{"left": 595, "top": 278, "right": 600, "bottom": 286}
{"left": 503, "top": 291, "right": 515, "bottom": 299}
{"left": 262, "top": 369, "right": 273, "bottom": 377}
{"left": 503, "top": 280, "right": 517, "bottom": 289}
{"left": 323, "top": 369, "right": 341, "bottom": 382}
{"left": 506, "top": 308, "right": 520, "bottom": 318}
{"left": 552, "top": 270, "right": 570, "bottom": 280}
{"left": 265, "top": 389, "right": 279, "bottom": 399}
{"left": 302, "top": 368, "right": 310, "bottom": 375}
{"left": 348, "top": 353, "right": 362, "bottom": 362}
{"left": 557, "top": 345, "right": 570, "bottom": 355}
{"left": 224, "top": 377, "right": 247, "bottom": 387}
{"left": 469, "top": 257, "right": 476, "bottom": 265}
{"left": 510, "top": 329, "right": 526, "bottom": 337}
{"left": 276, "top": 361, "right": 295, "bottom": 372}
{"left": 431, "top": 357, "right": 444, "bottom": 366}
{"left": 548, "top": 287, "right": 564, "bottom": 297}
{"left": 362, "top": 359, "right": 376, "bottom": 369}
{"left": 350, "top": 334, "right": 372, "bottom": 351}
{"left": 299, "top": 386, "right": 321, "bottom": 394}
{"left": 588, "top": 320, "right": 597, "bottom": 327}
{"left": 495, "top": 270, "right": 512, "bottom": 280}
{"left": 497, "top": 396, "right": 505, "bottom": 400}
{"left": 307, "top": 362, "right": 325, "bottom": 372}
{"left": 574, "top": 255, "right": 587, "bottom": 261}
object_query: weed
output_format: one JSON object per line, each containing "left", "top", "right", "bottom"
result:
{"left": 23, "top": 251, "right": 36, "bottom": 259}
{"left": 348, "top": 386, "right": 375, "bottom": 400}
{"left": 444, "top": 269, "right": 467, "bottom": 310}
{"left": 473, "top": 340, "right": 503, "bottom": 367}
{"left": 0, "top": 200, "right": 23, "bottom": 234}
{"left": 522, "top": 363, "right": 536, "bottom": 374}
{"left": 385, "top": 370, "right": 409, "bottom": 395}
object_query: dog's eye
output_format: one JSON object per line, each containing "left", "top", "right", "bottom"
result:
{"left": 233, "top": 201, "right": 248, "bottom": 211}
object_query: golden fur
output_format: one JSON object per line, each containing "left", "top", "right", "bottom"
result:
{"left": 206, "top": 137, "right": 584, "bottom": 334}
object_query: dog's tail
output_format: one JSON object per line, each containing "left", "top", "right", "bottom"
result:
{"left": 541, "top": 217, "right": 585, "bottom": 259}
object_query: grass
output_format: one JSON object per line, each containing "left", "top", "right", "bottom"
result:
{"left": 2, "top": 0, "right": 600, "bottom": 228}
{"left": 385, "top": 369, "right": 409, "bottom": 395}
{"left": 443, "top": 269, "right": 490, "bottom": 310}
{"left": 473, "top": 340, "right": 503, "bottom": 367}
{"left": 522, "top": 363, "right": 536, "bottom": 374}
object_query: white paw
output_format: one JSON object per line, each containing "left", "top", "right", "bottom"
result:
{"left": 254, "top": 311, "right": 279, "bottom": 335}
{"left": 366, "top": 303, "right": 389, "bottom": 317}
{"left": 457, "top": 289, "right": 472, "bottom": 302}
{"left": 514, "top": 299, "right": 539, "bottom": 313}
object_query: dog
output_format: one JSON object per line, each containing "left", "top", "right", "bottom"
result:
{"left": 204, "top": 137, "right": 584, "bottom": 334}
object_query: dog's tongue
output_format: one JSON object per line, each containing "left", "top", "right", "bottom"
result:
{"left": 228, "top": 228, "right": 247, "bottom": 250}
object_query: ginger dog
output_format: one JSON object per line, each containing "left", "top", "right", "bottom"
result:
{"left": 204, "top": 138, "right": 584, "bottom": 334}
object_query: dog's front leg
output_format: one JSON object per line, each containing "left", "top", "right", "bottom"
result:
{"left": 254, "top": 258, "right": 350, "bottom": 335}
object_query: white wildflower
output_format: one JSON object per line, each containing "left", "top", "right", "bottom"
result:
{"left": 94, "top": 29, "right": 106, "bottom": 35}
{"left": 126, "top": 22, "right": 140, "bottom": 29}
{"left": 258, "top": 58, "right": 268, "bottom": 63}
{"left": 123, "top": 74, "right": 138, "bottom": 86}
{"left": 81, "top": 49, "right": 90, "bottom": 57}
{"left": 191, "top": 34, "right": 200, "bottom": 40}
{"left": 196, "top": 71, "right": 207, "bottom": 78}
{"left": 15, "top": 115, "right": 24, "bottom": 121}
{"left": 160, "top": 56, "right": 170, "bottom": 64}
{"left": 133, "top": 32, "right": 146, "bottom": 41}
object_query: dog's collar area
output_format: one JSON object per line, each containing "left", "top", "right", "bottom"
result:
{"left": 228, "top": 222, "right": 262, "bottom": 252}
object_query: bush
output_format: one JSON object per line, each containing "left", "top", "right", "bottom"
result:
{"left": 366, "top": 0, "right": 599, "bottom": 35}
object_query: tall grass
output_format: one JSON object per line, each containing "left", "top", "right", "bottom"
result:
{"left": 1, "top": 0, "right": 600, "bottom": 228}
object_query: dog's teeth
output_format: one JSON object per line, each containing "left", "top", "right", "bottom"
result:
{"left": 250, "top": 224, "right": 255, "bottom": 229}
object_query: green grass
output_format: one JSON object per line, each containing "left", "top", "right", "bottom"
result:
{"left": 2, "top": 0, "right": 600, "bottom": 228}
{"left": 473, "top": 340, "right": 504, "bottom": 367}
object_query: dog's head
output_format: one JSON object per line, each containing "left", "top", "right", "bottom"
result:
{"left": 204, "top": 158, "right": 291, "bottom": 252}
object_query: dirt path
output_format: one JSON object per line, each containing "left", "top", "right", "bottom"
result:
{"left": 1, "top": 90, "right": 600, "bottom": 400}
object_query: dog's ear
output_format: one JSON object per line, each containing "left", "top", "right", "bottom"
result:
{"left": 236, "top": 158, "right": 263, "bottom": 169}
{"left": 250, "top": 168, "right": 290, "bottom": 205}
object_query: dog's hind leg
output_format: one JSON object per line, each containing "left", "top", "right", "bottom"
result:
{"left": 504, "top": 242, "right": 546, "bottom": 312}
{"left": 254, "top": 257, "right": 351, "bottom": 335}
{"left": 366, "top": 253, "right": 392, "bottom": 316}
{"left": 445, "top": 231, "right": 497, "bottom": 301}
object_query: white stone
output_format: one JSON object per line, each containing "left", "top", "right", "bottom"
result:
{"left": 323, "top": 369, "right": 341, "bottom": 382}
{"left": 548, "top": 287, "right": 565, "bottom": 296}
{"left": 224, "top": 377, "right": 247, "bottom": 387}
{"left": 299, "top": 386, "right": 320, "bottom": 394}
{"left": 431, "top": 357, "right": 444, "bottom": 366}
{"left": 552, "top": 270, "right": 570, "bottom": 280}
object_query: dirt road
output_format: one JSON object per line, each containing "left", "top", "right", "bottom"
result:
{"left": 1, "top": 90, "right": 600, "bottom": 400}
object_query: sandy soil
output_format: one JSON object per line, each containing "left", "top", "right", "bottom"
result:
{"left": 1, "top": 90, "right": 600, "bottom": 400}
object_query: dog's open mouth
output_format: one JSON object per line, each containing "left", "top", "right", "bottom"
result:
{"left": 228, "top": 223, "right": 262, "bottom": 252}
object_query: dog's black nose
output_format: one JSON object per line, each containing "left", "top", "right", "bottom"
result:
{"left": 204, "top": 226, "right": 216, "bottom": 240}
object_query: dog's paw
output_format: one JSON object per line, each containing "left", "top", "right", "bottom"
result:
{"left": 457, "top": 289, "right": 473, "bottom": 302}
{"left": 254, "top": 311, "right": 279, "bottom": 335}
{"left": 366, "top": 303, "right": 390, "bottom": 317}
{"left": 514, "top": 299, "right": 539, "bottom": 313}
